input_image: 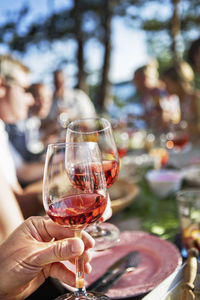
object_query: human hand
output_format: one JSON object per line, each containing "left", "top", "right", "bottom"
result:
{"left": 0, "top": 216, "right": 94, "bottom": 300}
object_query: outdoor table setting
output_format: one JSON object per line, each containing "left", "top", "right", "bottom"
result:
{"left": 24, "top": 120, "right": 200, "bottom": 300}
{"left": 106, "top": 132, "right": 200, "bottom": 299}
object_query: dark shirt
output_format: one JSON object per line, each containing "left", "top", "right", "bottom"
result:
{"left": 6, "top": 124, "right": 43, "bottom": 162}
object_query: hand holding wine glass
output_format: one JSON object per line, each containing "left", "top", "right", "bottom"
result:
{"left": 43, "top": 142, "right": 108, "bottom": 300}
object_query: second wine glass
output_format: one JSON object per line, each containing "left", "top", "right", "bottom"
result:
{"left": 66, "top": 117, "right": 120, "bottom": 251}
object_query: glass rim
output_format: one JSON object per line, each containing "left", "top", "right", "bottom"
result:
{"left": 47, "top": 141, "right": 99, "bottom": 149}
{"left": 67, "top": 117, "right": 111, "bottom": 134}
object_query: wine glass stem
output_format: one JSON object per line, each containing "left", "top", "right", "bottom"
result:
{"left": 74, "top": 231, "right": 86, "bottom": 295}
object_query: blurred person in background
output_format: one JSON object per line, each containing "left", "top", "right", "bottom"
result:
{"left": 29, "top": 83, "right": 53, "bottom": 119}
{"left": 161, "top": 61, "right": 200, "bottom": 136}
{"left": 0, "top": 54, "right": 43, "bottom": 218}
{"left": 7, "top": 82, "right": 53, "bottom": 186}
{"left": 49, "top": 69, "right": 96, "bottom": 125}
{"left": 133, "top": 60, "right": 167, "bottom": 132}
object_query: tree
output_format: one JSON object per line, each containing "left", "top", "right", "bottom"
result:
{"left": 0, "top": 0, "right": 140, "bottom": 111}
{"left": 137, "top": 0, "right": 200, "bottom": 67}
{"left": 1, "top": 0, "right": 200, "bottom": 110}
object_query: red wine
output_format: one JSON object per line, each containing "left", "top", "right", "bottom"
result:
{"left": 47, "top": 193, "right": 107, "bottom": 228}
{"left": 69, "top": 162, "right": 104, "bottom": 191}
{"left": 172, "top": 134, "right": 189, "bottom": 149}
{"left": 70, "top": 160, "right": 119, "bottom": 191}
{"left": 118, "top": 147, "right": 128, "bottom": 159}
{"left": 102, "top": 160, "right": 119, "bottom": 188}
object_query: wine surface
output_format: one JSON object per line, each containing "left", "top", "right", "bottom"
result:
{"left": 47, "top": 192, "right": 107, "bottom": 228}
{"left": 102, "top": 160, "right": 119, "bottom": 188}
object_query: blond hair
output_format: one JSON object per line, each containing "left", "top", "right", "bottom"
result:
{"left": 162, "top": 61, "right": 194, "bottom": 93}
{"left": 134, "top": 60, "right": 159, "bottom": 87}
{"left": 0, "top": 54, "right": 30, "bottom": 83}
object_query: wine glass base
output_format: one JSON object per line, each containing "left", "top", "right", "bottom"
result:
{"left": 55, "top": 291, "right": 109, "bottom": 300}
{"left": 89, "top": 222, "right": 120, "bottom": 251}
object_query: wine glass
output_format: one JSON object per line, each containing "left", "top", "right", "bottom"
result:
{"left": 66, "top": 117, "right": 120, "bottom": 251}
{"left": 146, "top": 133, "right": 169, "bottom": 169}
{"left": 161, "top": 120, "right": 190, "bottom": 153}
{"left": 113, "top": 128, "right": 129, "bottom": 159}
{"left": 43, "top": 142, "right": 108, "bottom": 300}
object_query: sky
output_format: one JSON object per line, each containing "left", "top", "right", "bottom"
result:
{"left": 0, "top": 0, "right": 150, "bottom": 86}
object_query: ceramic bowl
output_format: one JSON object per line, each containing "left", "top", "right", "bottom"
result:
{"left": 146, "top": 169, "right": 183, "bottom": 198}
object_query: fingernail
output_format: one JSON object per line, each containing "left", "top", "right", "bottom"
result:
{"left": 71, "top": 239, "right": 83, "bottom": 254}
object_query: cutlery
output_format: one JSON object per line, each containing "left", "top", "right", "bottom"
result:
{"left": 88, "top": 251, "right": 140, "bottom": 292}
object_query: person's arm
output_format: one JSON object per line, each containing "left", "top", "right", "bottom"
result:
{"left": 14, "top": 189, "right": 44, "bottom": 219}
{"left": 0, "top": 170, "right": 24, "bottom": 243}
{"left": 9, "top": 140, "right": 45, "bottom": 185}
{"left": 0, "top": 216, "right": 94, "bottom": 300}
{"left": 16, "top": 160, "right": 44, "bottom": 184}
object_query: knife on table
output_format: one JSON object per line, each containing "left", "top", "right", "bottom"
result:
{"left": 88, "top": 251, "right": 140, "bottom": 292}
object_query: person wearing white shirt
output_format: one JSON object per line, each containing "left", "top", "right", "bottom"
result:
{"left": 49, "top": 69, "right": 96, "bottom": 123}
{"left": 0, "top": 54, "right": 43, "bottom": 222}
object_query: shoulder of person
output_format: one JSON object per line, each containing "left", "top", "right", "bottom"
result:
{"left": 73, "top": 89, "right": 92, "bottom": 102}
{"left": 73, "top": 88, "right": 88, "bottom": 96}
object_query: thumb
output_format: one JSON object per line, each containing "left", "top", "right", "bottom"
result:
{"left": 33, "top": 237, "right": 84, "bottom": 267}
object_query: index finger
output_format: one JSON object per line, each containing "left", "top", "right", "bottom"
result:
{"left": 33, "top": 216, "right": 95, "bottom": 249}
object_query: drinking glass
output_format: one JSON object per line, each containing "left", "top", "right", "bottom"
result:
{"left": 43, "top": 142, "right": 108, "bottom": 300}
{"left": 113, "top": 128, "right": 129, "bottom": 159}
{"left": 66, "top": 117, "right": 120, "bottom": 251}
{"left": 25, "top": 117, "right": 45, "bottom": 154}
{"left": 147, "top": 134, "right": 169, "bottom": 169}
{"left": 162, "top": 120, "right": 190, "bottom": 153}
{"left": 176, "top": 189, "right": 200, "bottom": 258}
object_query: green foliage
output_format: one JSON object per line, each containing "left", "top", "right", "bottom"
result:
{"left": 123, "top": 174, "right": 180, "bottom": 241}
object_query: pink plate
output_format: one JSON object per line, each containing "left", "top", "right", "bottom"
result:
{"left": 85, "top": 231, "right": 182, "bottom": 298}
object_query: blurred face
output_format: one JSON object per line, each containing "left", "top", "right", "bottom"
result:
{"left": 32, "top": 85, "right": 52, "bottom": 119}
{"left": 3, "top": 73, "right": 34, "bottom": 123}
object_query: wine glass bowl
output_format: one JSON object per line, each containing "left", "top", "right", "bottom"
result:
{"left": 146, "top": 132, "right": 169, "bottom": 169}
{"left": 113, "top": 129, "right": 130, "bottom": 159}
{"left": 165, "top": 130, "right": 189, "bottom": 152}
{"left": 149, "top": 147, "right": 169, "bottom": 169}
{"left": 43, "top": 142, "right": 109, "bottom": 300}
{"left": 67, "top": 118, "right": 120, "bottom": 186}
{"left": 66, "top": 117, "right": 120, "bottom": 251}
